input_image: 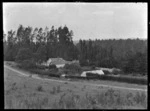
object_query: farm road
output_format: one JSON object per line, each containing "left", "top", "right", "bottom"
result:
{"left": 4, "top": 65, "right": 147, "bottom": 92}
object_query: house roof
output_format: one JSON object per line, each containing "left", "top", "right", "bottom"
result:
{"left": 47, "top": 58, "right": 69, "bottom": 65}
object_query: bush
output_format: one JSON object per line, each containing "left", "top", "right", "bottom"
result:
{"left": 49, "top": 64, "right": 57, "bottom": 69}
{"left": 29, "top": 69, "right": 60, "bottom": 78}
{"left": 15, "top": 48, "right": 33, "bottom": 62}
{"left": 65, "top": 74, "right": 147, "bottom": 85}
{"left": 50, "top": 86, "right": 62, "bottom": 94}
{"left": 103, "top": 70, "right": 111, "bottom": 75}
{"left": 20, "top": 59, "right": 36, "bottom": 69}
{"left": 79, "top": 59, "right": 88, "bottom": 66}
{"left": 49, "top": 68, "right": 58, "bottom": 73}
{"left": 112, "top": 68, "right": 122, "bottom": 75}
{"left": 63, "top": 63, "right": 82, "bottom": 75}
{"left": 36, "top": 65, "right": 48, "bottom": 70}
{"left": 36, "top": 85, "right": 44, "bottom": 92}
{"left": 86, "top": 73, "right": 101, "bottom": 78}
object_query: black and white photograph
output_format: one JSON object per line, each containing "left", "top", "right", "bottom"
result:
{"left": 3, "top": 2, "right": 147, "bottom": 109}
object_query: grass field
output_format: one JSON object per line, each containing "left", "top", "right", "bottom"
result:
{"left": 4, "top": 65, "right": 147, "bottom": 109}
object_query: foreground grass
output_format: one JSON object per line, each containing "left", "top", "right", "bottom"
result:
{"left": 5, "top": 85, "right": 147, "bottom": 109}
{"left": 4, "top": 67, "right": 147, "bottom": 109}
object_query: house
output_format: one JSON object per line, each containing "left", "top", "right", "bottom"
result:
{"left": 41, "top": 58, "right": 80, "bottom": 68}
{"left": 81, "top": 70, "right": 104, "bottom": 77}
{"left": 48, "top": 58, "right": 68, "bottom": 68}
{"left": 41, "top": 58, "right": 68, "bottom": 68}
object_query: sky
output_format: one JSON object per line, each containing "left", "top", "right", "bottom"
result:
{"left": 3, "top": 3, "right": 147, "bottom": 41}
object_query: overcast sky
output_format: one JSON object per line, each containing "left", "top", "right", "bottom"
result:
{"left": 3, "top": 3, "right": 147, "bottom": 41}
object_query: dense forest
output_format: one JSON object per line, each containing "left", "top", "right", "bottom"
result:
{"left": 77, "top": 38, "right": 147, "bottom": 74}
{"left": 3, "top": 25, "right": 147, "bottom": 75}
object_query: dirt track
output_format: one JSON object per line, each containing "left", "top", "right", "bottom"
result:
{"left": 4, "top": 65, "right": 147, "bottom": 92}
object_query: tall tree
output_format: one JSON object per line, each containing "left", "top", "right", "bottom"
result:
{"left": 5, "top": 30, "right": 17, "bottom": 60}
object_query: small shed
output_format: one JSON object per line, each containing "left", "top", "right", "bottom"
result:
{"left": 81, "top": 70, "right": 104, "bottom": 77}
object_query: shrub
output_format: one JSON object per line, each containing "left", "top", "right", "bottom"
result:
{"left": 65, "top": 75, "right": 87, "bottom": 80}
{"left": 86, "top": 73, "right": 100, "bottom": 78}
{"left": 36, "top": 65, "right": 48, "bottom": 70}
{"left": 49, "top": 64, "right": 57, "bottom": 69}
{"left": 49, "top": 68, "right": 58, "bottom": 73}
{"left": 133, "top": 92, "right": 147, "bottom": 106}
{"left": 63, "top": 63, "right": 82, "bottom": 75}
{"left": 50, "top": 87, "right": 57, "bottom": 94}
{"left": 36, "top": 85, "right": 44, "bottom": 92}
{"left": 50, "top": 86, "right": 62, "bottom": 94}
{"left": 112, "top": 68, "right": 122, "bottom": 75}
{"left": 79, "top": 59, "right": 88, "bottom": 66}
{"left": 29, "top": 69, "right": 60, "bottom": 78}
{"left": 91, "top": 65, "right": 96, "bottom": 70}
{"left": 56, "top": 93, "right": 78, "bottom": 109}
{"left": 56, "top": 86, "right": 61, "bottom": 93}
{"left": 103, "top": 70, "right": 111, "bottom": 75}
{"left": 20, "top": 59, "right": 36, "bottom": 69}
{"left": 15, "top": 48, "right": 33, "bottom": 62}
{"left": 65, "top": 74, "right": 147, "bottom": 85}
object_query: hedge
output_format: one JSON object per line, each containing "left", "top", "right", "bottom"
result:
{"left": 29, "top": 69, "right": 60, "bottom": 78}
{"left": 63, "top": 63, "right": 82, "bottom": 74}
{"left": 26, "top": 68, "right": 147, "bottom": 85}
{"left": 65, "top": 75, "right": 87, "bottom": 80}
{"left": 17, "top": 59, "right": 37, "bottom": 69}
{"left": 102, "top": 70, "right": 111, "bottom": 75}
{"left": 49, "top": 64, "right": 57, "bottom": 69}
{"left": 36, "top": 65, "right": 48, "bottom": 70}
{"left": 65, "top": 74, "right": 147, "bottom": 85}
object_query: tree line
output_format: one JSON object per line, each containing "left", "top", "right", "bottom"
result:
{"left": 3, "top": 25, "right": 147, "bottom": 75}
{"left": 3, "top": 25, "right": 79, "bottom": 63}
{"left": 77, "top": 39, "right": 147, "bottom": 74}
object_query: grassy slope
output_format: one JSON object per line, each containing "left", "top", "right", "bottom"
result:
{"left": 4, "top": 67, "right": 147, "bottom": 109}
{"left": 5, "top": 62, "right": 147, "bottom": 90}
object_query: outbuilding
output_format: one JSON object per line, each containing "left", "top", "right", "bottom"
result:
{"left": 81, "top": 70, "right": 104, "bottom": 77}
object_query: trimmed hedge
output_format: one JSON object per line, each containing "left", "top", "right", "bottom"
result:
{"left": 65, "top": 75, "right": 87, "bottom": 80}
{"left": 36, "top": 65, "right": 48, "bottom": 70}
{"left": 23, "top": 66, "right": 147, "bottom": 85}
{"left": 111, "top": 68, "right": 123, "bottom": 75}
{"left": 99, "top": 75, "right": 146, "bottom": 85}
{"left": 65, "top": 74, "right": 147, "bottom": 85}
{"left": 86, "top": 73, "right": 101, "bottom": 78}
{"left": 29, "top": 69, "right": 60, "bottom": 78}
